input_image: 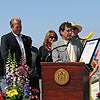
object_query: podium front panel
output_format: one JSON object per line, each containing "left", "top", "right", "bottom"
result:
{"left": 41, "top": 62, "right": 90, "bottom": 100}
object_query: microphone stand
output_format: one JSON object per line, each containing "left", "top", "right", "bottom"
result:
{"left": 45, "top": 53, "right": 51, "bottom": 62}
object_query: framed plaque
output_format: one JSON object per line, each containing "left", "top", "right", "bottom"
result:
{"left": 79, "top": 38, "right": 100, "bottom": 70}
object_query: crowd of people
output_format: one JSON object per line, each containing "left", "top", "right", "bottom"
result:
{"left": 0, "top": 17, "right": 100, "bottom": 100}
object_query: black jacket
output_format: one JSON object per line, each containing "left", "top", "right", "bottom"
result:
{"left": 36, "top": 46, "right": 52, "bottom": 78}
{"left": 1, "top": 32, "right": 32, "bottom": 68}
{"left": 0, "top": 46, "right": 4, "bottom": 76}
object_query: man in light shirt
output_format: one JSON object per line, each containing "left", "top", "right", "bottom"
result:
{"left": 52, "top": 22, "right": 83, "bottom": 62}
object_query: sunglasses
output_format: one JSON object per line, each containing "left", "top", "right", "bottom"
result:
{"left": 49, "top": 36, "right": 57, "bottom": 39}
{"left": 72, "top": 27, "right": 78, "bottom": 30}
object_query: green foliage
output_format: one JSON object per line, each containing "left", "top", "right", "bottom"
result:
{"left": 95, "top": 98, "right": 100, "bottom": 100}
{"left": 7, "top": 50, "right": 12, "bottom": 65}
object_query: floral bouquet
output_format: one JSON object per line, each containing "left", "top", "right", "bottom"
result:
{"left": 5, "top": 50, "right": 30, "bottom": 100}
{"left": 0, "top": 50, "right": 39, "bottom": 100}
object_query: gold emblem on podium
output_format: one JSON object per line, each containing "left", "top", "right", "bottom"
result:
{"left": 54, "top": 68, "right": 69, "bottom": 85}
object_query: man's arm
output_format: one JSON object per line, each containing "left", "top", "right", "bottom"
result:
{"left": 52, "top": 42, "right": 62, "bottom": 62}
{"left": 1, "top": 35, "right": 9, "bottom": 65}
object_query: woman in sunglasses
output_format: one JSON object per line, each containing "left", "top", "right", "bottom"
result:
{"left": 36, "top": 30, "right": 58, "bottom": 78}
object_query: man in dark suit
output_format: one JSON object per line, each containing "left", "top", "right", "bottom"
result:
{"left": 1, "top": 17, "right": 32, "bottom": 68}
{"left": 1, "top": 17, "right": 33, "bottom": 100}
{"left": 0, "top": 46, "right": 5, "bottom": 93}
{"left": 27, "top": 36, "right": 40, "bottom": 99}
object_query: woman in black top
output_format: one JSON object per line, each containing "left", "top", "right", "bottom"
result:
{"left": 36, "top": 30, "right": 58, "bottom": 78}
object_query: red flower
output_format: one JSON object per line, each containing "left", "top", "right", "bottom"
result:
{"left": 96, "top": 91, "right": 100, "bottom": 97}
{"left": 30, "top": 88, "right": 39, "bottom": 100}
{"left": 32, "top": 88, "right": 39, "bottom": 93}
{"left": 0, "top": 92, "right": 6, "bottom": 100}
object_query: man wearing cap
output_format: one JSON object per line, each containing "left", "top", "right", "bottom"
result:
{"left": 70, "top": 22, "right": 84, "bottom": 61}
{"left": 71, "top": 22, "right": 86, "bottom": 46}
{"left": 71, "top": 22, "right": 82, "bottom": 38}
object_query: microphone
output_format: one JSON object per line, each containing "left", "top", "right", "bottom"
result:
{"left": 45, "top": 39, "right": 71, "bottom": 62}
{"left": 52, "top": 39, "right": 70, "bottom": 51}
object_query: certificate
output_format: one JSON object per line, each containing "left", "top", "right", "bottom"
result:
{"left": 79, "top": 38, "right": 100, "bottom": 65}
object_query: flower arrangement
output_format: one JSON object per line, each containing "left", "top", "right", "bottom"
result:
{"left": 0, "top": 50, "right": 39, "bottom": 100}
{"left": 95, "top": 91, "right": 100, "bottom": 100}
{"left": 5, "top": 50, "right": 30, "bottom": 100}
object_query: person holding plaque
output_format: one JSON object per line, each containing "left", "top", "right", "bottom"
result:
{"left": 90, "top": 50, "right": 100, "bottom": 78}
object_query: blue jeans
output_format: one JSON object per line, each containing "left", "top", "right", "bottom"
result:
{"left": 0, "top": 76, "right": 5, "bottom": 93}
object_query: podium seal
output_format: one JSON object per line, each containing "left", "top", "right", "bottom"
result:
{"left": 54, "top": 68, "right": 69, "bottom": 85}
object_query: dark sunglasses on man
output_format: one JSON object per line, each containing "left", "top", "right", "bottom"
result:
{"left": 72, "top": 27, "right": 78, "bottom": 30}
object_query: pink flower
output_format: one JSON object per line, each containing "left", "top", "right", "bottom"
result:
{"left": 17, "top": 66, "right": 23, "bottom": 76}
{"left": 23, "top": 64, "right": 28, "bottom": 77}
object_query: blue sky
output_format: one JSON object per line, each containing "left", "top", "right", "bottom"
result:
{"left": 0, "top": 0, "right": 100, "bottom": 48}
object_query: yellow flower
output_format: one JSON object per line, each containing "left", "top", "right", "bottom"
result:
{"left": 6, "top": 89, "right": 18, "bottom": 97}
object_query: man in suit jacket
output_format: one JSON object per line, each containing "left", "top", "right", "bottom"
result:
{"left": 52, "top": 22, "right": 83, "bottom": 62}
{"left": 0, "top": 46, "right": 5, "bottom": 93}
{"left": 27, "top": 36, "right": 40, "bottom": 99}
{"left": 1, "top": 17, "right": 32, "bottom": 73}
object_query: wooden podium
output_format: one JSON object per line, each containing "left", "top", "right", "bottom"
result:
{"left": 41, "top": 62, "right": 90, "bottom": 100}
